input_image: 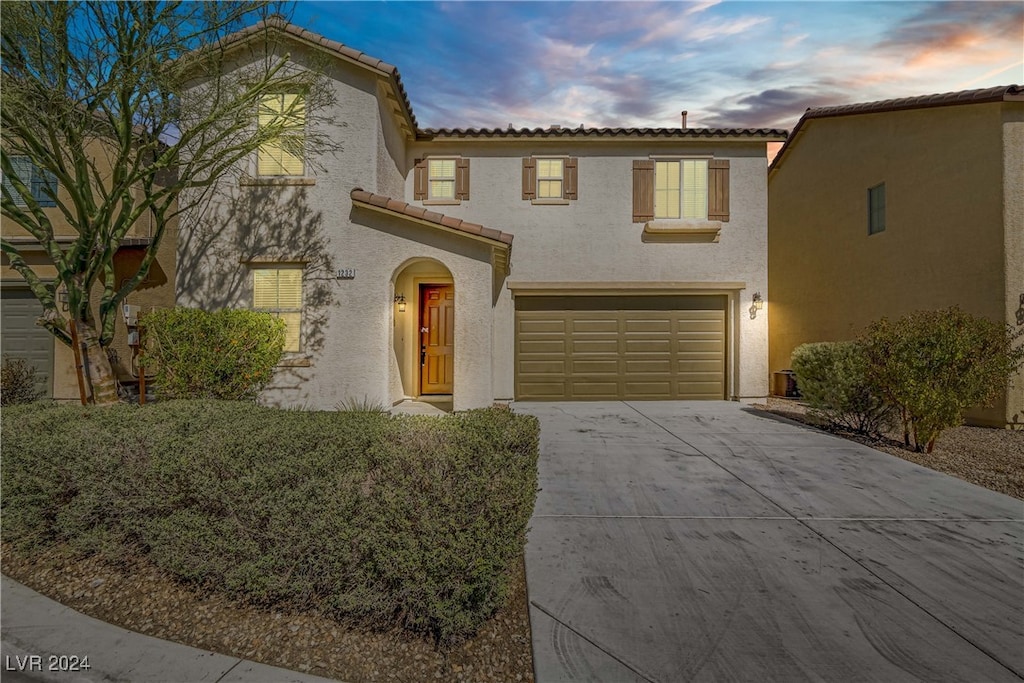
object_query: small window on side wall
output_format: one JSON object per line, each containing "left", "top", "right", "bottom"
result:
{"left": 522, "top": 157, "right": 578, "bottom": 201}
{"left": 868, "top": 183, "right": 886, "bottom": 235}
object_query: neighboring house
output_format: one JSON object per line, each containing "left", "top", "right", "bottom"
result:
{"left": 0, "top": 142, "right": 177, "bottom": 400}
{"left": 177, "top": 19, "right": 786, "bottom": 411}
{"left": 768, "top": 85, "right": 1024, "bottom": 428}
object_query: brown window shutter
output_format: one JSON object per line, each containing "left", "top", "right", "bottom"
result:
{"left": 708, "top": 159, "right": 730, "bottom": 222}
{"left": 564, "top": 157, "right": 578, "bottom": 200}
{"left": 456, "top": 158, "right": 470, "bottom": 200}
{"left": 632, "top": 160, "right": 654, "bottom": 223}
{"left": 522, "top": 157, "right": 536, "bottom": 200}
{"left": 413, "top": 159, "right": 427, "bottom": 200}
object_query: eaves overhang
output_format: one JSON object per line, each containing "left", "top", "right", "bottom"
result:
{"left": 349, "top": 188, "right": 513, "bottom": 275}
{"left": 417, "top": 127, "right": 788, "bottom": 142}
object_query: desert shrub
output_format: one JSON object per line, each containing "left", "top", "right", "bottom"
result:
{"left": 140, "top": 308, "right": 285, "bottom": 400}
{"left": 0, "top": 400, "right": 539, "bottom": 646}
{"left": 1, "top": 356, "right": 43, "bottom": 406}
{"left": 862, "top": 307, "right": 1024, "bottom": 452}
{"left": 337, "top": 395, "right": 390, "bottom": 413}
{"left": 791, "top": 341, "right": 893, "bottom": 436}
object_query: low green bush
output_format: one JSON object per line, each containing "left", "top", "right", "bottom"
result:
{"left": 0, "top": 401, "right": 539, "bottom": 645}
{"left": 862, "top": 307, "right": 1024, "bottom": 452}
{"left": 1, "top": 356, "right": 43, "bottom": 406}
{"left": 140, "top": 308, "right": 285, "bottom": 400}
{"left": 791, "top": 341, "right": 892, "bottom": 436}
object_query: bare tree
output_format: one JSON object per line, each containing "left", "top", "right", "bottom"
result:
{"left": 1, "top": 1, "right": 335, "bottom": 404}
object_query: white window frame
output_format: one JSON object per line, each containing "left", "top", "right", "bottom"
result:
{"left": 252, "top": 266, "right": 304, "bottom": 353}
{"left": 654, "top": 158, "right": 708, "bottom": 220}
{"left": 427, "top": 158, "right": 457, "bottom": 200}
{"left": 536, "top": 158, "right": 565, "bottom": 199}
{"left": 257, "top": 93, "right": 306, "bottom": 177}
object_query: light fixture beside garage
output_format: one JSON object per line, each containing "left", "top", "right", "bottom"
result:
{"left": 394, "top": 293, "right": 406, "bottom": 312}
{"left": 750, "top": 292, "right": 764, "bottom": 319}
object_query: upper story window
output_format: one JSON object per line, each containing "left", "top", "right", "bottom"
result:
{"left": 257, "top": 93, "right": 305, "bottom": 177}
{"left": 868, "top": 182, "right": 886, "bottom": 235}
{"left": 655, "top": 159, "right": 707, "bottom": 219}
{"left": 1, "top": 156, "right": 58, "bottom": 207}
{"left": 414, "top": 157, "right": 469, "bottom": 203}
{"left": 521, "top": 157, "right": 578, "bottom": 202}
{"left": 632, "top": 158, "right": 730, "bottom": 223}
{"left": 252, "top": 266, "right": 303, "bottom": 352}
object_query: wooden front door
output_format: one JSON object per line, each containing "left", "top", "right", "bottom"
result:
{"left": 420, "top": 285, "right": 454, "bottom": 394}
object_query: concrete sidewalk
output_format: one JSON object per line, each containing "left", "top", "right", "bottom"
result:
{"left": 1, "top": 576, "right": 342, "bottom": 683}
{"left": 517, "top": 401, "right": 1024, "bottom": 682}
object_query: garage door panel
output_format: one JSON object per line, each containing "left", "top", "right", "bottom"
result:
{"left": 572, "top": 319, "right": 619, "bottom": 333}
{"left": 572, "top": 339, "right": 619, "bottom": 354}
{"left": 516, "top": 295, "right": 726, "bottom": 401}
{"left": 571, "top": 359, "right": 619, "bottom": 375}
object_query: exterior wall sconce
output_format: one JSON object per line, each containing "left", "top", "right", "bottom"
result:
{"left": 749, "top": 292, "right": 764, "bottom": 320}
{"left": 394, "top": 293, "right": 406, "bottom": 312}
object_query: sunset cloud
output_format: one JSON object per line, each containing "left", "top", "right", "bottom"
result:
{"left": 292, "top": 1, "right": 1024, "bottom": 131}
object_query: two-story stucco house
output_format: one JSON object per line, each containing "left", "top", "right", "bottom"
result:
{"left": 769, "top": 85, "right": 1024, "bottom": 428}
{"left": 1, "top": 140, "right": 177, "bottom": 400}
{"left": 177, "top": 19, "right": 786, "bottom": 411}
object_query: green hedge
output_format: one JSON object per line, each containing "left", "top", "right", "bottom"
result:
{"left": 140, "top": 308, "right": 286, "bottom": 400}
{"left": 791, "top": 341, "right": 892, "bottom": 436}
{"left": 1, "top": 401, "right": 539, "bottom": 645}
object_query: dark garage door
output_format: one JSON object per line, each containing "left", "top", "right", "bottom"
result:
{"left": 1, "top": 288, "right": 54, "bottom": 398}
{"left": 515, "top": 295, "right": 726, "bottom": 400}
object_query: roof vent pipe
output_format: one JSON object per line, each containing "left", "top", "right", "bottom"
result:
{"left": 681, "top": 110, "right": 688, "bottom": 128}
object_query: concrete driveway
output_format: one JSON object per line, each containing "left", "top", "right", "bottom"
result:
{"left": 515, "top": 401, "right": 1024, "bottom": 682}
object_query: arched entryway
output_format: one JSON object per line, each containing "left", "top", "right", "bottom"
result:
{"left": 391, "top": 258, "right": 455, "bottom": 403}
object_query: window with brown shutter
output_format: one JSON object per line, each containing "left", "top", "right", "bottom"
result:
{"left": 523, "top": 156, "right": 577, "bottom": 201}
{"left": 708, "top": 159, "right": 730, "bottom": 222}
{"left": 522, "top": 157, "right": 536, "bottom": 200}
{"left": 633, "top": 160, "right": 654, "bottom": 223}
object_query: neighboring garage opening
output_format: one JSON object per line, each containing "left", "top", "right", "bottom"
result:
{"left": 515, "top": 294, "right": 727, "bottom": 400}
{"left": 1, "top": 287, "right": 54, "bottom": 398}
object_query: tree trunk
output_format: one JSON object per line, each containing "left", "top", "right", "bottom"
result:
{"left": 76, "top": 319, "right": 120, "bottom": 405}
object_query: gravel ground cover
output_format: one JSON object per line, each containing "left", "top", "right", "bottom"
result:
{"left": 1, "top": 545, "right": 534, "bottom": 683}
{"left": 756, "top": 397, "right": 1024, "bottom": 500}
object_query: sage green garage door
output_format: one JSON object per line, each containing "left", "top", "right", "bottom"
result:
{"left": 1, "top": 288, "right": 54, "bottom": 398}
{"left": 515, "top": 295, "right": 727, "bottom": 400}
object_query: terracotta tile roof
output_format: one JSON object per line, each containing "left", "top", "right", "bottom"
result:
{"left": 350, "top": 189, "right": 514, "bottom": 246}
{"left": 798, "top": 84, "right": 1023, "bottom": 121}
{"left": 212, "top": 17, "right": 418, "bottom": 131}
{"left": 771, "top": 85, "right": 1023, "bottom": 173}
{"left": 418, "top": 126, "right": 788, "bottom": 140}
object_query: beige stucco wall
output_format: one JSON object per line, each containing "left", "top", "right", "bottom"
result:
{"left": 769, "top": 100, "right": 1022, "bottom": 426}
{"left": 1, "top": 137, "right": 177, "bottom": 401}
{"left": 1002, "top": 101, "right": 1024, "bottom": 426}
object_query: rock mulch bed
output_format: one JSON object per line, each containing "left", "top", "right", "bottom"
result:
{"left": 1, "top": 545, "right": 534, "bottom": 683}
{"left": 756, "top": 397, "right": 1023, "bottom": 500}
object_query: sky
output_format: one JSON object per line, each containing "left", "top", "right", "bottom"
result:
{"left": 287, "top": 1, "right": 1024, "bottom": 131}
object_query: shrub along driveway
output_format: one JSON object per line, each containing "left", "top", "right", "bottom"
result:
{"left": 515, "top": 401, "right": 1023, "bottom": 682}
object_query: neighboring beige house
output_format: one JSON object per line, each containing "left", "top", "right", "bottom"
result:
{"left": 1, "top": 140, "right": 177, "bottom": 400}
{"left": 768, "top": 85, "right": 1024, "bottom": 428}
{"left": 177, "top": 19, "right": 786, "bottom": 411}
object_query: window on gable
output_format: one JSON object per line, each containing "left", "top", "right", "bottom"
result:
{"left": 257, "top": 93, "right": 305, "bottom": 177}
{"left": 1, "top": 156, "right": 58, "bottom": 208}
{"left": 868, "top": 182, "right": 886, "bottom": 235}
{"left": 521, "top": 157, "right": 578, "bottom": 201}
{"left": 253, "top": 267, "right": 303, "bottom": 352}
{"left": 633, "top": 158, "right": 729, "bottom": 223}
{"left": 414, "top": 157, "right": 469, "bottom": 202}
